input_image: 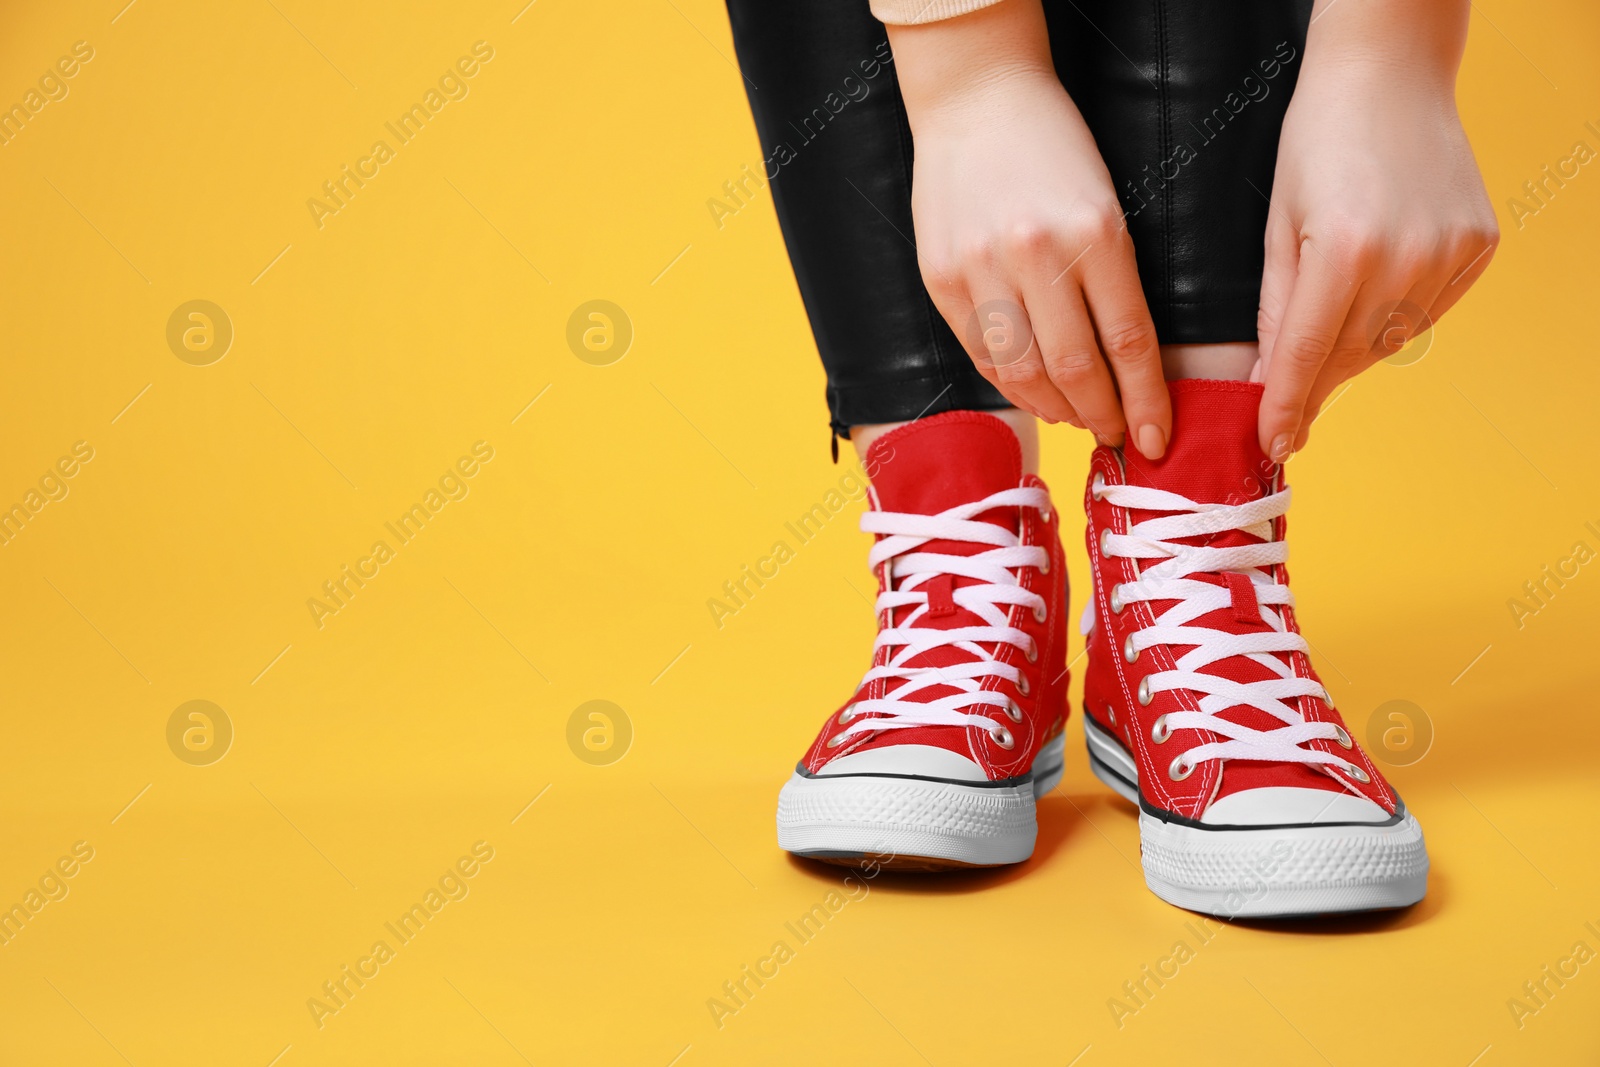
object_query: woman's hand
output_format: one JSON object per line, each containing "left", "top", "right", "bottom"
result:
{"left": 1256, "top": 1, "right": 1498, "bottom": 459}
{"left": 889, "top": 2, "right": 1169, "bottom": 458}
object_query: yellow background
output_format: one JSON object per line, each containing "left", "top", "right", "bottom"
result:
{"left": 1, "top": 1, "right": 1597, "bottom": 1063}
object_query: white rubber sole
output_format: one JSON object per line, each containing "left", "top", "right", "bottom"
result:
{"left": 776, "top": 734, "right": 1065, "bottom": 869}
{"left": 1084, "top": 716, "right": 1429, "bottom": 918}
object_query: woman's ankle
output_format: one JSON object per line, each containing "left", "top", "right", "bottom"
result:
{"left": 1160, "top": 342, "right": 1260, "bottom": 382}
{"left": 851, "top": 408, "right": 1040, "bottom": 475}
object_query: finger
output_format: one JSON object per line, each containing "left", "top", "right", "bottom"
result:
{"left": 921, "top": 250, "right": 1087, "bottom": 424}
{"left": 1022, "top": 280, "right": 1125, "bottom": 446}
{"left": 1077, "top": 237, "right": 1168, "bottom": 458}
{"left": 1297, "top": 241, "right": 1468, "bottom": 453}
{"left": 962, "top": 287, "right": 1082, "bottom": 424}
{"left": 1027, "top": 398, "right": 1086, "bottom": 428}
{"left": 924, "top": 276, "right": 1045, "bottom": 415}
{"left": 1014, "top": 379, "right": 1086, "bottom": 428}
{"left": 1295, "top": 273, "right": 1412, "bottom": 451}
{"left": 1256, "top": 210, "right": 1301, "bottom": 371}
{"left": 1010, "top": 396, "right": 1045, "bottom": 421}
{"left": 991, "top": 347, "right": 1081, "bottom": 425}
{"left": 1016, "top": 396, "right": 1079, "bottom": 427}
{"left": 1366, "top": 266, "right": 1451, "bottom": 366}
{"left": 1426, "top": 235, "right": 1499, "bottom": 325}
{"left": 1258, "top": 240, "right": 1363, "bottom": 460}
{"left": 1292, "top": 265, "right": 1444, "bottom": 453}
{"left": 922, "top": 271, "right": 983, "bottom": 370}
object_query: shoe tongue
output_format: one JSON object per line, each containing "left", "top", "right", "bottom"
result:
{"left": 865, "top": 411, "right": 1023, "bottom": 519}
{"left": 1124, "top": 380, "right": 1274, "bottom": 506}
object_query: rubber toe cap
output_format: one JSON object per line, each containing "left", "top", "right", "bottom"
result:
{"left": 1201, "top": 786, "right": 1392, "bottom": 826}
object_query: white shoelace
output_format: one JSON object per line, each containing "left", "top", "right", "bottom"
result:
{"left": 1093, "top": 479, "right": 1362, "bottom": 779}
{"left": 831, "top": 487, "right": 1052, "bottom": 748}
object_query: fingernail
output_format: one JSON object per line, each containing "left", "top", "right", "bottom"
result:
{"left": 1270, "top": 434, "right": 1294, "bottom": 463}
{"left": 1136, "top": 423, "right": 1167, "bottom": 460}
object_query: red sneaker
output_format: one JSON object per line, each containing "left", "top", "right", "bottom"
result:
{"left": 1082, "top": 380, "right": 1428, "bottom": 916}
{"left": 777, "top": 412, "right": 1069, "bottom": 869}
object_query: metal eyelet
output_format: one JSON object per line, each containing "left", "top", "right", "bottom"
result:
{"left": 1040, "top": 555, "right": 1051, "bottom": 575}
{"left": 1091, "top": 472, "right": 1106, "bottom": 500}
{"left": 1033, "top": 603, "right": 1047, "bottom": 623}
{"left": 1005, "top": 700, "right": 1023, "bottom": 723}
{"left": 1025, "top": 641, "right": 1038, "bottom": 664}
{"left": 1016, "top": 674, "right": 1030, "bottom": 696}
{"left": 989, "top": 725, "right": 1015, "bottom": 750}
{"left": 1109, "top": 585, "right": 1124, "bottom": 613}
{"left": 1334, "top": 725, "right": 1353, "bottom": 749}
{"left": 1168, "top": 755, "right": 1193, "bottom": 781}
{"left": 826, "top": 733, "right": 848, "bottom": 748}
{"left": 1107, "top": 706, "right": 1117, "bottom": 726}
{"left": 1099, "top": 528, "right": 1114, "bottom": 556}
{"left": 1137, "top": 677, "right": 1153, "bottom": 707}
{"left": 1123, "top": 634, "right": 1138, "bottom": 663}
{"left": 1344, "top": 763, "right": 1370, "bottom": 784}
{"left": 1151, "top": 714, "right": 1170, "bottom": 744}
{"left": 1039, "top": 505, "right": 1053, "bottom": 523}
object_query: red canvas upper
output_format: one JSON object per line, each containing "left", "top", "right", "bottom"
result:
{"left": 1083, "top": 380, "right": 1396, "bottom": 819}
{"left": 800, "top": 411, "right": 1069, "bottom": 781}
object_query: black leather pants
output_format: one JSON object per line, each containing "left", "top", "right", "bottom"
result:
{"left": 724, "top": 0, "right": 1312, "bottom": 436}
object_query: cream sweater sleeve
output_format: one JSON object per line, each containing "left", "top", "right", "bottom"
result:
{"left": 869, "top": 0, "right": 1005, "bottom": 26}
